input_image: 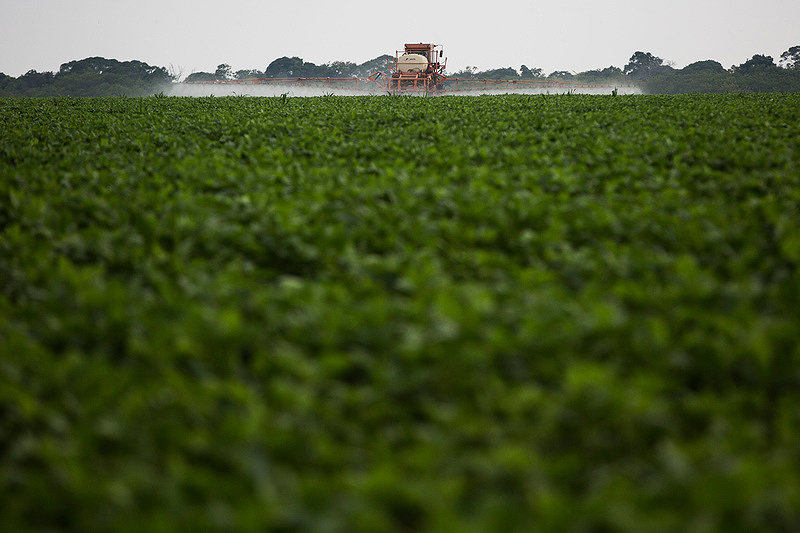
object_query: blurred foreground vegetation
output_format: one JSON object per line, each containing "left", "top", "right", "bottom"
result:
{"left": 2, "top": 94, "right": 800, "bottom": 531}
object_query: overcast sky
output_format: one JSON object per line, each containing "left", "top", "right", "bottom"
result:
{"left": 1, "top": 0, "right": 798, "bottom": 78}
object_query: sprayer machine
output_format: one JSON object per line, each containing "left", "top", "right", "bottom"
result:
{"left": 185, "top": 43, "right": 635, "bottom": 95}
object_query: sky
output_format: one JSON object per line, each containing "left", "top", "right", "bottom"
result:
{"left": 1, "top": 0, "right": 798, "bottom": 78}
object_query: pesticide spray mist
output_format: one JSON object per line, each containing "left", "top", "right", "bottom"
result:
{"left": 168, "top": 84, "right": 383, "bottom": 97}
{"left": 168, "top": 83, "right": 641, "bottom": 97}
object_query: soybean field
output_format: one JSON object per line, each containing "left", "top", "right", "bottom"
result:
{"left": 2, "top": 93, "right": 800, "bottom": 532}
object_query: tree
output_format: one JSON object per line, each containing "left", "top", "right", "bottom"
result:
{"left": 265, "top": 57, "right": 306, "bottom": 78}
{"left": 548, "top": 71, "right": 573, "bottom": 79}
{"left": 681, "top": 60, "right": 726, "bottom": 74}
{"left": 214, "top": 64, "right": 233, "bottom": 80}
{"left": 57, "top": 57, "right": 171, "bottom": 84}
{"left": 450, "top": 66, "right": 478, "bottom": 78}
{"left": 645, "top": 63, "right": 729, "bottom": 94}
{"left": 235, "top": 69, "right": 264, "bottom": 80}
{"left": 18, "top": 69, "right": 55, "bottom": 90}
{"left": 734, "top": 54, "right": 777, "bottom": 73}
{"left": 184, "top": 72, "right": 216, "bottom": 82}
{"left": 263, "top": 55, "right": 392, "bottom": 79}
{"left": 476, "top": 67, "right": 519, "bottom": 79}
{"left": 324, "top": 61, "right": 358, "bottom": 77}
{"left": 0, "top": 72, "right": 19, "bottom": 96}
{"left": 520, "top": 65, "right": 543, "bottom": 78}
{"left": 6, "top": 57, "right": 172, "bottom": 96}
{"left": 624, "top": 51, "right": 670, "bottom": 80}
{"left": 779, "top": 46, "right": 800, "bottom": 69}
{"left": 59, "top": 57, "right": 116, "bottom": 75}
{"left": 574, "top": 66, "right": 625, "bottom": 82}
{"left": 353, "top": 55, "right": 392, "bottom": 77}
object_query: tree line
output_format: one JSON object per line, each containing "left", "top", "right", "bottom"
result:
{"left": 183, "top": 55, "right": 395, "bottom": 82}
{"left": 0, "top": 57, "right": 173, "bottom": 97}
{"left": 619, "top": 47, "right": 800, "bottom": 93}
{"left": 446, "top": 47, "right": 800, "bottom": 93}
{"left": 2, "top": 47, "right": 799, "bottom": 96}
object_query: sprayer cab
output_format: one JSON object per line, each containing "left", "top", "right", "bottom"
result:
{"left": 388, "top": 43, "right": 447, "bottom": 91}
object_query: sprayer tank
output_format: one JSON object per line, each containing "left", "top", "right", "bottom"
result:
{"left": 396, "top": 53, "right": 429, "bottom": 74}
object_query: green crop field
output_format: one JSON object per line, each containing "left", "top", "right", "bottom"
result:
{"left": 2, "top": 93, "right": 800, "bottom": 532}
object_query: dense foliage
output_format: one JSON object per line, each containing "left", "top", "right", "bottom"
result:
{"left": 263, "top": 56, "right": 393, "bottom": 80}
{"left": 185, "top": 56, "right": 395, "bottom": 83}
{"left": 641, "top": 56, "right": 800, "bottom": 94}
{"left": 0, "top": 57, "right": 172, "bottom": 97}
{"left": 2, "top": 94, "right": 800, "bottom": 531}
